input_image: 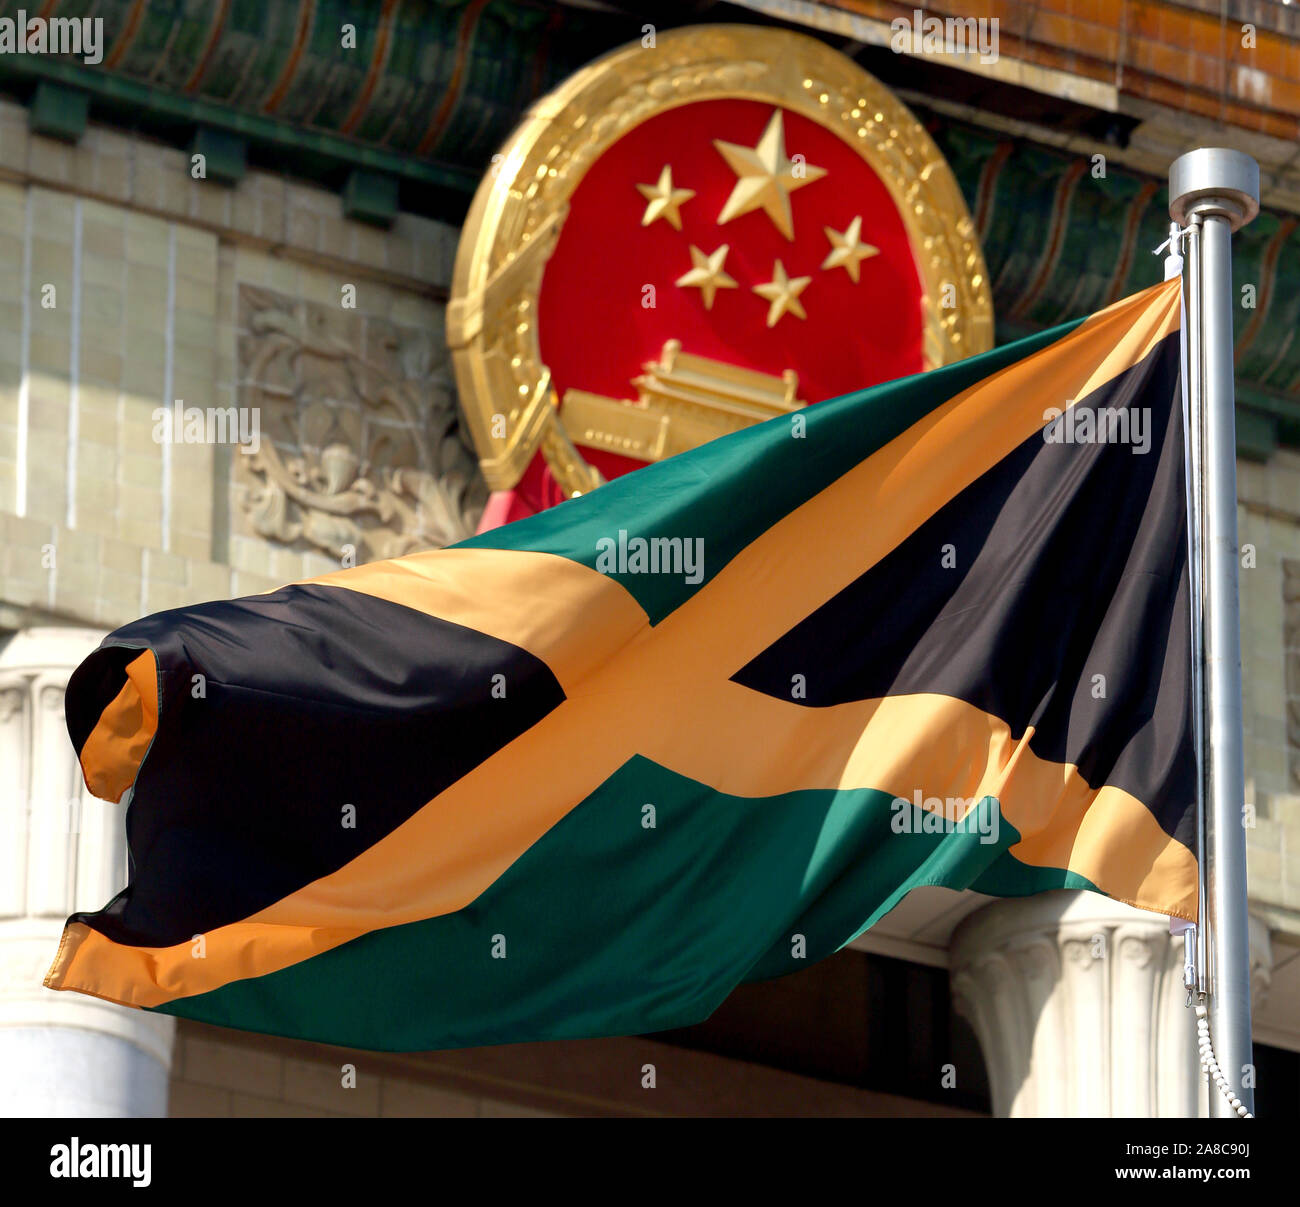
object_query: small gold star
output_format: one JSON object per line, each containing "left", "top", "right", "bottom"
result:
{"left": 636, "top": 165, "right": 695, "bottom": 231}
{"left": 714, "top": 109, "right": 827, "bottom": 241}
{"left": 676, "top": 244, "right": 738, "bottom": 310}
{"left": 753, "top": 259, "right": 811, "bottom": 327}
{"left": 821, "top": 216, "right": 879, "bottom": 282}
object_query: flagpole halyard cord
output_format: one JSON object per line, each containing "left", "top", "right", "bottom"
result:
{"left": 1196, "top": 1004, "right": 1253, "bottom": 1118}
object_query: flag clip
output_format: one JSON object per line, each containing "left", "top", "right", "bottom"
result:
{"left": 1181, "top": 925, "right": 1198, "bottom": 1005}
{"left": 1153, "top": 221, "right": 1195, "bottom": 258}
{"left": 1155, "top": 221, "right": 1194, "bottom": 280}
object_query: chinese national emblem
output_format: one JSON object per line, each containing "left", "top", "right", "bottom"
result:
{"left": 448, "top": 25, "right": 993, "bottom": 522}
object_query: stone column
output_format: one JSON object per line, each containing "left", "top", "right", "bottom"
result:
{"left": 0, "top": 626, "right": 175, "bottom": 1117}
{"left": 951, "top": 890, "right": 1273, "bottom": 1117}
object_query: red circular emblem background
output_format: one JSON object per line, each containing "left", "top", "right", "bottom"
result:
{"left": 520, "top": 98, "right": 926, "bottom": 511}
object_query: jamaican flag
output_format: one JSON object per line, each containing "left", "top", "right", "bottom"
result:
{"left": 47, "top": 279, "right": 1194, "bottom": 1051}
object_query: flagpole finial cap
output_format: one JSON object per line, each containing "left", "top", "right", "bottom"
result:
{"left": 1169, "top": 148, "right": 1260, "bottom": 230}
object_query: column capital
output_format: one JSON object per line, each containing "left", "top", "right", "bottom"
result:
{"left": 951, "top": 891, "right": 1225, "bottom": 1116}
{"left": 0, "top": 626, "right": 175, "bottom": 1114}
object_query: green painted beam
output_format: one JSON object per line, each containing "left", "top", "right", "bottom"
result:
{"left": 342, "top": 170, "right": 399, "bottom": 228}
{"left": 28, "top": 80, "right": 87, "bottom": 143}
{"left": 1236, "top": 407, "right": 1280, "bottom": 462}
{"left": 1236, "top": 385, "right": 1300, "bottom": 457}
{"left": 0, "top": 55, "right": 480, "bottom": 194}
{"left": 189, "top": 128, "right": 246, "bottom": 188}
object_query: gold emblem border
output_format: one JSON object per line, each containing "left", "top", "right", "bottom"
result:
{"left": 447, "top": 24, "right": 994, "bottom": 496}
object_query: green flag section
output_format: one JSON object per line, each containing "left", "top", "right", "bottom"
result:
{"left": 165, "top": 761, "right": 1099, "bottom": 1052}
{"left": 47, "top": 279, "right": 1195, "bottom": 1052}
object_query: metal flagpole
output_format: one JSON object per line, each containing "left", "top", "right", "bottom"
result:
{"left": 1168, "top": 148, "right": 1258, "bottom": 1119}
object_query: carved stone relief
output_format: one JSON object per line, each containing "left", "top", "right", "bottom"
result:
{"left": 236, "top": 285, "right": 487, "bottom": 564}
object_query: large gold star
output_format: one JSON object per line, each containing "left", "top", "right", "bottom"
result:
{"left": 752, "top": 259, "right": 811, "bottom": 327}
{"left": 821, "top": 216, "right": 879, "bottom": 282}
{"left": 636, "top": 164, "right": 695, "bottom": 231}
{"left": 676, "top": 244, "right": 738, "bottom": 310}
{"left": 713, "top": 109, "right": 827, "bottom": 240}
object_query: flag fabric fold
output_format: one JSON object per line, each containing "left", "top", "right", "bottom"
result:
{"left": 46, "top": 279, "right": 1194, "bottom": 1052}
